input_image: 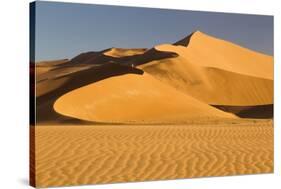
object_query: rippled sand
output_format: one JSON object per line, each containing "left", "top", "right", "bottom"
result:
{"left": 33, "top": 120, "right": 273, "bottom": 187}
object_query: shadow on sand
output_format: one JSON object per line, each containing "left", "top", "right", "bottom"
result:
{"left": 36, "top": 48, "right": 178, "bottom": 125}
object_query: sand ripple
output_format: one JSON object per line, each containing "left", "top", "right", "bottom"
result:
{"left": 34, "top": 120, "right": 273, "bottom": 187}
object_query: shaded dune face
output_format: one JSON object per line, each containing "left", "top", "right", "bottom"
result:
{"left": 35, "top": 47, "right": 179, "bottom": 100}
{"left": 69, "top": 47, "right": 176, "bottom": 66}
{"left": 35, "top": 48, "right": 178, "bottom": 124}
{"left": 212, "top": 104, "right": 273, "bottom": 119}
{"left": 69, "top": 48, "right": 145, "bottom": 65}
{"left": 36, "top": 63, "right": 144, "bottom": 124}
{"left": 54, "top": 73, "right": 235, "bottom": 124}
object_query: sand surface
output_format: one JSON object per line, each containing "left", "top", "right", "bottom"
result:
{"left": 34, "top": 120, "right": 273, "bottom": 187}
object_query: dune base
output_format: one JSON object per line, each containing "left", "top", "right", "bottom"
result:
{"left": 33, "top": 119, "right": 273, "bottom": 187}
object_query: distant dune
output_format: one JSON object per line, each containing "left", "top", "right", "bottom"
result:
{"left": 36, "top": 59, "right": 69, "bottom": 76}
{"left": 103, "top": 48, "right": 147, "bottom": 58}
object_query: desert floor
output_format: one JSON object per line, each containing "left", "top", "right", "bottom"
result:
{"left": 33, "top": 119, "right": 273, "bottom": 187}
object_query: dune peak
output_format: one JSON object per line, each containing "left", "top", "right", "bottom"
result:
{"left": 174, "top": 30, "right": 206, "bottom": 47}
{"left": 193, "top": 30, "right": 203, "bottom": 34}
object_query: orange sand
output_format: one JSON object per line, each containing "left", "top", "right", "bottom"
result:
{"left": 34, "top": 120, "right": 273, "bottom": 187}
{"left": 54, "top": 73, "right": 235, "bottom": 123}
{"left": 33, "top": 31, "right": 274, "bottom": 187}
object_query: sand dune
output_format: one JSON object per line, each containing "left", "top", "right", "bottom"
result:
{"left": 36, "top": 59, "right": 69, "bottom": 66}
{"left": 35, "top": 59, "right": 69, "bottom": 76}
{"left": 140, "top": 58, "right": 273, "bottom": 105}
{"left": 70, "top": 48, "right": 147, "bottom": 66}
{"left": 54, "top": 73, "right": 235, "bottom": 124}
{"left": 34, "top": 30, "right": 274, "bottom": 123}
{"left": 139, "top": 31, "right": 273, "bottom": 106}
{"left": 171, "top": 31, "right": 273, "bottom": 79}
{"left": 34, "top": 120, "right": 273, "bottom": 187}
{"left": 35, "top": 31, "right": 273, "bottom": 122}
{"left": 36, "top": 63, "right": 143, "bottom": 124}
{"left": 36, "top": 63, "right": 96, "bottom": 97}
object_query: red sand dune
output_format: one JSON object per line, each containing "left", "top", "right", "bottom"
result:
{"left": 35, "top": 30, "right": 273, "bottom": 123}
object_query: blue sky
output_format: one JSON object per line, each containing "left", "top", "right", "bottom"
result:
{"left": 33, "top": 1, "right": 273, "bottom": 61}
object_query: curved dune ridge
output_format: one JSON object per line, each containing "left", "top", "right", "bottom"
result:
{"left": 35, "top": 48, "right": 146, "bottom": 98}
{"left": 170, "top": 31, "right": 273, "bottom": 79}
{"left": 54, "top": 73, "right": 235, "bottom": 123}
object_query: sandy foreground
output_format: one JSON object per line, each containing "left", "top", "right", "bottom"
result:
{"left": 32, "top": 119, "right": 273, "bottom": 187}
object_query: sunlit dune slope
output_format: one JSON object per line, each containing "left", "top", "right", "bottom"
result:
{"left": 172, "top": 31, "right": 273, "bottom": 79}
{"left": 54, "top": 73, "right": 235, "bottom": 124}
{"left": 36, "top": 63, "right": 144, "bottom": 124}
{"left": 140, "top": 56, "right": 273, "bottom": 105}
{"left": 139, "top": 31, "right": 273, "bottom": 106}
{"left": 103, "top": 48, "right": 147, "bottom": 58}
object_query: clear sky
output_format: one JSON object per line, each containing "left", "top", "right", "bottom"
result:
{"left": 33, "top": 1, "right": 273, "bottom": 61}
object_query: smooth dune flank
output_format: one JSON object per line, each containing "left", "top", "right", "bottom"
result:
{"left": 35, "top": 120, "right": 273, "bottom": 187}
{"left": 54, "top": 73, "right": 235, "bottom": 123}
{"left": 172, "top": 31, "right": 273, "bottom": 79}
{"left": 140, "top": 56, "right": 273, "bottom": 105}
{"left": 33, "top": 30, "right": 273, "bottom": 187}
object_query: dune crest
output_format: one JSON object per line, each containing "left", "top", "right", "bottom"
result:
{"left": 156, "top": 31, "right": 273, "bottom": 79}
{"left": 103, "top": 48, "right": 147, "bottom": 58}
